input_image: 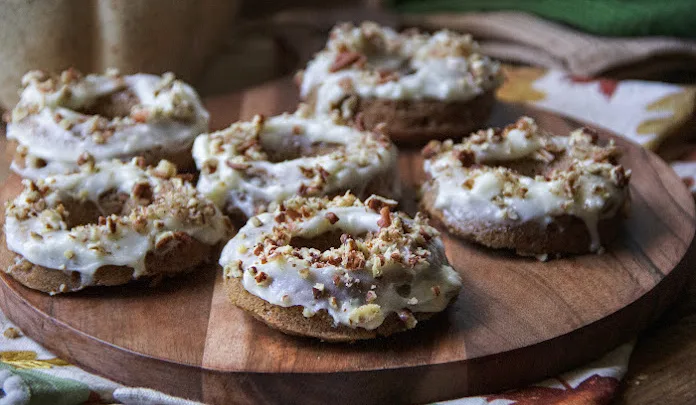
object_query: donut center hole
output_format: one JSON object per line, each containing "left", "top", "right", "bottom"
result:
{"left": 263, "top": 138, "right": 344, "bottom": 163}
{"left": 61, "top": 190, "right": 139, "bottom": 229}
{"left": 491, "top": 154, "right": 572, "bottom": 178}
{"left": 366, "top": 54, "right": 416, "bottom": 76}
{"left": 289, "top": 230, "right": 368, "bottom": 251}
{"left": 82, "top": 89, "right": 139, "bottom": 119}
{"left": 289, "top": 231, "right": 345, "bottom": 251}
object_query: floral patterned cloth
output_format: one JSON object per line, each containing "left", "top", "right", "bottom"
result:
{"left": 0, "top": 66, "right": 694, "bottom": 404}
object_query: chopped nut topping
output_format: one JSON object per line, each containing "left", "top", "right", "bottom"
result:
{"left": 312, "top": 283, "right": 325, "bottom": 299}
{"left": 377, "top": 206, "right": 391, "bottom": 228}
{"left": 325, "top": 212, "right": 339, "bottom": 224}
{"left": 254, "top": 271, "right": 270, "bottom": 285}
{"left": 3, "top": 327, "right": 21, "bottom": 339}
{"left": 329, "top": 51, "right": 367, "bottom": 72}
{"left": 398, "top": 309, "right": 418, "bottom": 329}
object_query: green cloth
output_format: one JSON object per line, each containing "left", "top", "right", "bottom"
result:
{"left": 0, "top": 362, "right": 91, "bottom": 405}
{"left": 390, "top": 0, "right": 696, "bottom": 38}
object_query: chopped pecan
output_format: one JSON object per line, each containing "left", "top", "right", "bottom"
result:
{"left": 134, "top": 156, "right": 147, "bottom": 169}
{"left": 286, "top": 208, "right": 302, "bottom": 221}
{"left": 611, "top": 166, "right": 630, "bottom": 187}
{"left": 454, "top": 149, "right": 476, "bottom": 167}
{"left": 329, "top": 51, "right": 367, "bottom": 72}
{"left": 345, "top": 251, "right": 366, "bottom": 270}
{"left": 299, "top": 166, "right": 314, "bottom": 178}
{"left": 325, "top": 212, "right": 339, "bottom": 224}
{"left": 132, "top": 182, "right": 153, "bottom": 203}
{"left": 226, "top": 160, "right": 251, "bottom": 170}
{"left": 131, "top": 109, "right": 149, "bottom": 123}
{"left": 338, "top": 77, "right": 354, "bottom": 92}
{"left": 77, "top": 153, "right": 95, "bottom": 166}
{"left": 275, "top": 212, "right": 286, "bottom": 223}
{"left": 421, "top": 140, "right": 442, "bottom": 159}
{"left": 254, "top": 271, "right": 269, "bottom": 285}
{"left": 534, "top": 149, "right": 555, "bottom": 163}
{"left": 354, "top": 112, "right": 366, "bottom": 131}
{"left": 376, "top": 69, "right": 399, "bottom": 84}
{"left": 317, "top": 166, "right": 330, "bottom": 182}
{"left": 365, "top": 195, "right": 397, "bottom": 212}
{"left": 582, "top": 127, "right": 599, "bottom": 143}
{"left": 312, "top": 283, "right": 325, "bottom": 299}
{"left": 377, "top": 207, "right": 391, "bottom": 228}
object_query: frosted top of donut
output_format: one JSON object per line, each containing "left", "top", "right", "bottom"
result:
{"left": 298, "top": 22, "right": 501, "bottom": 114}
{"left": 4, "top": 158, "right": 231, "bottom": 291}
{"left": 220, "top": 194, "right": 462, "bottom": 330}
{"left": 423, "top": 117, "right": 631, "bottom": 252}
{"left": 192, "top": 111, "right": 399, "bottom": 217}
{"left": 7, "top": 68, "right": 208, "bottom": 176}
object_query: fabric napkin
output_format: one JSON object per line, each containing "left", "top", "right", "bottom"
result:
{"left": 391, "top": 0, "right": 696, "bottom": 38}
{"left": 267, "top": 9, "right": 696, "bottom": 79}
{"left": 0, "top": 64, "right": 694, "bottom": 404}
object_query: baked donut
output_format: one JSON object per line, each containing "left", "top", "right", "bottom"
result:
{"left": 219, "top": 193, "right": 462, "bottom": 342}
{"left": 4, "top": 157, "right": 232, "bottom": 294}
{"left": 297, "top": 22, "right": 502, "bottom": 144}
{"left": 7, "top": 68, "right": 208, "bottom": 180}
{"left": 192, "top": 110, "right": 400, "bottom": 222}
{"left": 421, "top": 117, "right": 631, "bottom": 257}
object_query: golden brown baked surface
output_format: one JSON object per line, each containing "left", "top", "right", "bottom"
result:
{"left": 6, "top": 235, "right": 216, "bottom": 294}
{"left": 224, "top": 275, "right": 434, "bottom": 342}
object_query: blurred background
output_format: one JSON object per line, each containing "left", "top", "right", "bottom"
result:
{"left": 1, "top": 0, "right": 694, "bottom": 109}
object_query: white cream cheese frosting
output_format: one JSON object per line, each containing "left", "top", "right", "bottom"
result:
{"left": 298, "top": 22, "right": 502, "bottom": 115}
{"left": 422, "top": 117, "right": 631, "bottom": 252}
{"left": 192, "top": 110, "right": 400, "bottom": 218}
{"left": 220, "top": 194, "right": 462, "bottom": 330}
{"left": 7, "top": 68, "right": 209, "bottom": 179}
{"left": 4, "top": 158, "right": 231, "bottom": 291}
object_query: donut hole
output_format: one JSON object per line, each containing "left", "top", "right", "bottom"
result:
{"left": 288, "top": 230, "right": 369, "bottom": 252}
{"left": 365, "top": 54, "right": 416, "bottom": 77}
{"left": 396, "top": 284, "right": 412, "bottom": 298}
{"left": 82, "top": 89, "right": 139, "bottom": 119}
{"left": 263, "top": 136, "right": 344, "bottom": 163}
{"left": 289, "top": 231, "right": 345, "bottom": 251}
{"left": 59, "top": 190, "right": 140, "bottom": 229}
{"left": 489, "top": 153, "right": 573, "bottom": 179}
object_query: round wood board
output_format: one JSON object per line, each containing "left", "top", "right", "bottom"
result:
{"left": 0, "top": 78, "right": 694, "bottom": 405}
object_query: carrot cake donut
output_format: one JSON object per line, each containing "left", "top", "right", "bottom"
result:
{"left": 220, "top": 193, "right": 462, "bottom": 341}
{"left": 7, "top": 68, "right": 209, "bottom": 179}
{"left": 4, "top": 157, "right": 232, "bottom": 294}
{"left": 297, "top": 22, "right": 502, "bottom": 143}
{"left": 192, "top": 110, "right": 400, "bottom": 221}
{"left": 421, "top": 117, "right": 631, "bottom": 256}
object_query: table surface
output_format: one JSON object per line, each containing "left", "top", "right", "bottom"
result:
{"left": 1, "top": 33, "right": 696, "bottom": 405}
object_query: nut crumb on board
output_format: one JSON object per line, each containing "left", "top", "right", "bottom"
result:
{"left": 3, "top": 327, "right": 22, "bottom": 339}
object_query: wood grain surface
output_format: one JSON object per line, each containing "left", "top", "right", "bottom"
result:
{"left": 0, "top": 78, "right": 694, "bottom": 405}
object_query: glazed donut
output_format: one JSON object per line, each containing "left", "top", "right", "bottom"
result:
{"left": 4, "top": 157, "right": 232, "bottom": 294}
{"left": 7, "top": 68, "right": 209, "bottom": 179}
{"left": 219, "top": 193, "right": 462, "bottom": 342}
{"left": 420, "top": 117, "right": 631, "bottom": 257}
{"left": 192, "top": 110, "right": 400, "bottom": 221}
{"left": 297, "top": 22, "right": 502, "bottom": 143}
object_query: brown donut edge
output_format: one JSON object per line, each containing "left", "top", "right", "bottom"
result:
{"left": 303, "top": 89, "right": 496, "bottom": 145}
{"left": 5, "top": 236, "right": 218, "bottom": 294}
{"left": 7, "top": 139, "right": 196, "bottom": 174}
{"left": 420, "top": 181, "right": 625, "bottom": 255}
{"left": 224, "top": 275, "right": 435, "bottom": 343}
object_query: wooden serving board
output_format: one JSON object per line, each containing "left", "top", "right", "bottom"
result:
{"left": 0, "top": 78, "right": 694, "bottom": 405}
